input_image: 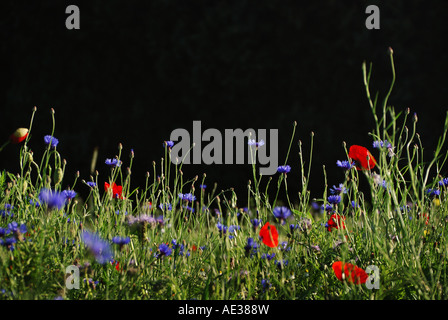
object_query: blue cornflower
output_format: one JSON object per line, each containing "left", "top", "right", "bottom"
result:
{"left": 0, "top": 227, "right": 6, "bottom": 237}
{"left": 158, "top": 203, "right": 173, "bottom": 211}
{"left": 261, "top": 253, "right": 276, "bottom": 261}
{"left": 336, "top": 160, "right": 355, "bottom": 170}
{"left": 290, "top": 224, "right": 300, "bottom": 232}
{"left": 81, "top": 231, "right": 114, "bottom": 264}
{"left": 439, "top": 178, "right": 448, "bottom": 187}
{"left": 261, "top": 279, "right": 271, "bottom": 291}
{"left": 327, "top": 195, "right": 341, "bottom": 205}
{"left": 248, "top": 139, "right": 265, "bottom": 148}
{"left": 277, "top": 165, "right": 291, "bottom": 174}
{"left": 182, "top": 205, "right": 194, "bottom": 213}
{"left": 244, "top": 237, "right": 259, "bottom": 255}
{"left": 0, "top": 237, "right": 16, "bottom": 251}
{"left": 38, "top": 188, "right": 66, "bottom": 210}
{"left": 330, "top": 183, "right": 347, "bottom": 195}
{"left": 199, "top": 184, "right": 207, "bottom": 189}
{"left": 321, "top": 204, "right": 334, "bottom": 212}
{"left": 0, "top": 204, "right": 13, "bottom": 219}
{"left": 112, "top": 236, "right": 130, "bottom": 246}
{"left": 216, "top": 222, "right": 228, "bottom": 234}
{"left": 273, "top": 206, "right": 292, "bottom": 224}
{"left": 274, "top": 259, "right": 289, "bottom": 269}
{"left": 6, "top": 222, "right": 27, "bottom": 235}
{"left": 29, "top": 199, "right": 41, "bottom": 207}
{"left": 279, "top": 241, "right": 291, "bottom": 252}
{"left": 251, "top": 219, "right": 262, "bottom": 229}
{"left": 164, "top": 141, "right": 174, "bottom": 148}
{"left": 63, "top": 190, "right": 77, "bottom": 200}
{"left": 228, "top": 225, "right": 241, "bottom": 234}
{"left": 105, "top": 158, "right": 122, "bottom": 168}
{"left": 351, "top": 201, "right": 359, "bottom": 208}
{"left": 426, "top": 188, "right": 441, "bottom": 197}
{"left": 373, "top": 140, "right": 393, "bottom": 150}
{"left": 157, "top": 243, "right": 172, "bottom": 257}
{"left": 178, "top": 193, "right": 196, "bottom": 202}
{"left": 86, "top": 181, "right": 96, "bottom": 188}
{"left": 115, "top": 210, "right": 128, "bottom": 216}
{"left": 44, "top": 135, "right": 59, "bottom": 148}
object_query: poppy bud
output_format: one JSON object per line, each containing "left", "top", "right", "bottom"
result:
{"left": 9, "top": 128, "right": 29, "bottom": 144}
{"left": 54, "top": 168, "right": 64, "bottom": 185}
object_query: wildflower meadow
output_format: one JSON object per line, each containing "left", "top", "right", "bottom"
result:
{"left": 1, "top": 50, "right": 448, "bottom": 301}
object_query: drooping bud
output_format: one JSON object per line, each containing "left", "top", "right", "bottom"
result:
{"left": 54, "top": 168, "right": 64, "bottom": 185}
{"left": 9, "top": 128, "right": 29, "bottom": 144}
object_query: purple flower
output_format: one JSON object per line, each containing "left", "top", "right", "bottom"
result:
{"left": 183, "top": 205, "right": 195, "bottom": 213}
{"left": 44, "top": 135, "right": 59, "bottom": 148}
{"left": 199, "top": 184, "right": 207, "bottom": 189}
{"left": 336, "top": 160, "right": 354, "bottom": 170}
{"left": 112, "top": 236, "right": 130, "bottom": 246}
{"left": 351, "top": 201, "right": 359, "bottom": 208}
{"left": 157, "top": 243, "right": 172, "bottom": 257}
{"left": 164, "top": 141, "right": 174, "bottom": 148}
{"left": 178, "top": 193, "right": 196, "bottom": 202}
{"left": 426, "top": 188, "right": 441, "bottom": 197}
{"left": 273, "top": 206, "right": 292, "bottom": 224}
{"left": 216, "top": 222, "right": 228, "bottom": 234}
{"left": 373, "top": 140, "right": 393, "bottom": 150}
{"left": 261, "top": 253, "right": 276, "bottom": 261}
{"left": 38, "top": 188, "right": 66, "bottom": 210}
{"left": 261, "top": 279, "right": 271, "bottom": 291}
{"left": 81, "top": 231, "right": 114, "bottom": 264}
{"left": 6, "top": 222, "right": 27, "bottom": 235}
{"left": 63, "top": 190, "right": 77, "bottom": 200}
{"left": 274, "top": 259, "right": 288, "bottom": 269}
{"left": 105, "top": 158, "right": 122, "bottom": 168}
{"left": 248, "top": 139, "right": 265, "bottom": 148}
{"left": 327, "top": 195, "right": 341, "bottom": 205}
{"left": 439, "top": 178, "right": 448, "bottom": 187}
{"left": 277, "top": 165, "right": 291, "bottom": 174}
{"left": 321, "top": 204, "right": 334, "bottom": 212}
{"left": 86, "top": 182, "right": 97, "bottom": 188}
{"left": 330, "top": 183, "right": 347, "bottom": 195}
{"left": 251, "top": 219, "right": 262, "bottom": 229}
{"left": 0, "top": 237, "right": 16, "bottom": 251}
{"left": 244, "top": 237, "right": 259, "bottom": 255}
{"left": 158, "top": 203, "right": 172, "bottom": 211}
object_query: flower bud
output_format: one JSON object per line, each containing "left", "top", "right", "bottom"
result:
{"left": 9, "top": 128, "right": 28, "bottom": 144}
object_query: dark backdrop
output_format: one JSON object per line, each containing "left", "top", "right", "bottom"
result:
{"left": 1, "top": 0, "right": 447, "bottom": 205}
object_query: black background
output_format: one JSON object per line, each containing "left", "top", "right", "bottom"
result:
{"left": 1, "top": 0, "right": 447, "bottom": 205}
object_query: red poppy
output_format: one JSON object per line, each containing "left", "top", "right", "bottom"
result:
{"left": 332, "top": 261, "right": 368, "bottom": 284}
{"left": 9, "top": 128, "right": 29, "bottom": 144}
{"left": 420, "top": 213, "right": 430, "bottom": 225}
{"left": 259, "top": 222, "right": 279, "bottom": 248}
{"left": 104, "top": 182, "right": 123, "bottom": 199}
{"left": 191, "top": 245, "right": 197, "bottom": 252}
{"left": 326, "top": 214, "right": 346, "bottom": 232}
{"left": 348, "top": 145, "right": 376, "bottom": 170}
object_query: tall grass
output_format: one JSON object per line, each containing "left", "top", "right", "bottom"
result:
{"left": 1, "top": 50, "right": 448, "bottom": 300}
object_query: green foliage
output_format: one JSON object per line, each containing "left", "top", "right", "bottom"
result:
{"left": 1, "top": 52, "right": 448, "bottom": 300}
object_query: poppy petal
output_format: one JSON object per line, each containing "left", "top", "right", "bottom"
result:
{"left": 332, "top": 261, "right": 343, "bottom": 281}
{"left": 259, "top": 222, "right": 279, "bottom": 248}
{"left": 349, "top": 145, "right": 376, "bottom": 170}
